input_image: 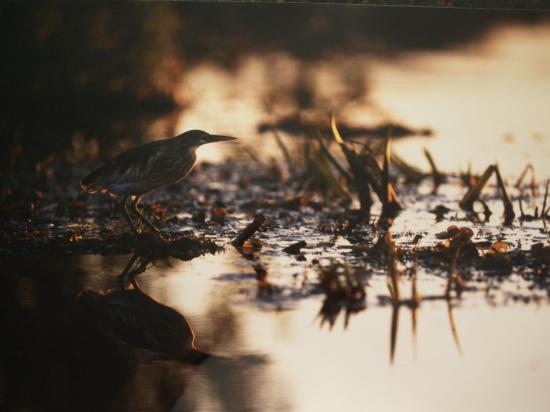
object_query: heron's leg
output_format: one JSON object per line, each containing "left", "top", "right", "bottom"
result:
{"left": 120, "top": 195, "right": 139, "bottom": 235}
{"left": 117, "top": 255, "right": 150, "bottom": 289}
{"left": 128, "top": 257, "right": 150, "bottom": 290}
{"left": 117, "top": 253, "right": 138, "bottom": 290}
{"left": 132, "top": 196, "right": 162, "bottom": 234}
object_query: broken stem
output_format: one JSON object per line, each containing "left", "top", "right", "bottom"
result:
{"left": 231, "top": 214, "right": 266, "bottom": 247}
{"left": 514, "top": 163, "right": 534, "bottom": 188}
{"left": 459, "top": 165, "right": 495, "bottom": 212}
{"left": 494, "top": 165, "right": 515, "bottom": 225}
{"left": 423, "top": 148, "right": 444, "bottom": 190}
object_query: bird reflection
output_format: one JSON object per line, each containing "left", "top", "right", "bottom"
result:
{"left": 116, "top": 253, "right": 150, "bottom": 289}
{"left": 77, "top": 256, "right": 209, "bottom": 365}
{"left": 78, "top": 287, "right": 209, "bottom": 365}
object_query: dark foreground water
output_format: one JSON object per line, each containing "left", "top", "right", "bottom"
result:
{"left": 2, "top": 250, "right": 550, "bottom": 412}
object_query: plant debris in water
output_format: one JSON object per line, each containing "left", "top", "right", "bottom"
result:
{"left": 1, "top": 114, "right": 549, "bottom": 308}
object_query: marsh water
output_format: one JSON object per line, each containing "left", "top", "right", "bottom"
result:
{"left": 5, "top": 251, "right": 550, "bottom": 412}
{"left": 2, "top": 4, "right": 550, "bottom": 412}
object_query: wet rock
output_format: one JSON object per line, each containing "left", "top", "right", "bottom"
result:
{"left": 283, "top": 240, "right": 307, "bottom": 255}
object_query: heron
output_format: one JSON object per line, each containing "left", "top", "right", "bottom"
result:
{"left": 81, "top": 130, "right": 237, "bottom": 235}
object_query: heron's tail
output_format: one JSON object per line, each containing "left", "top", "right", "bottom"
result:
{"left": 81, "top": 166, "right": 109, "bottom": 193}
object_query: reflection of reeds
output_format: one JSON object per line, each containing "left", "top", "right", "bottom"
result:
{"left": 410, "top": 252, "right": 420, "bottom": 356}
{"left": 390, "top": 304, "right": 400, "bottom": 364}
{"left": 384, "top": 230, "right": 465, "bottom": 364}
{"left": 447, "top": 301, "right": 463, "bottom": 356}
{"left": 317, "top": 261, "right": 367, "bottom": 329}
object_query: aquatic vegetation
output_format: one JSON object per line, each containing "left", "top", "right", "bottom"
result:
{"left": 458, "top": 164, "right": 515, "bottom": 225}
{"left": 330, "top": 114, "right": 402, "bottom": 218}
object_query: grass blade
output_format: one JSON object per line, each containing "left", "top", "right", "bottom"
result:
{"left": 459, "top": 165, "right": 495, "bottom": 212}
{"left": 494, "top": 165, "right": 515, "bottom": 225}
{"left": 272, "top": 129, "right": 294, "bottom": 176}
{"left": 423, "top": 148, "right": 444, "bottom": 190}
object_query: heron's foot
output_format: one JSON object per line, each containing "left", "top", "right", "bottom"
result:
{"left": 134, "top": 219, "right": 147, "bottom": 235}
{"left": 131, "top": 200, "right": 166, "bottom": 237}
{"left": 120, "top": 196, "right": 140, "bottom": 235}
{"left": 132, "top": 220, "right": 170, "bottom": 241}
{"left": 140, "top": 216, "right": 165, "bottom": 235}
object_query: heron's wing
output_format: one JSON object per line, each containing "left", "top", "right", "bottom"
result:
{"left": 80, "top": 139, "right": 174, "bottom": 192}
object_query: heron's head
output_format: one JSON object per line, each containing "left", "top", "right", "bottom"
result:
{"left": 182, "top": 130, "right": 237, "bottom": 147}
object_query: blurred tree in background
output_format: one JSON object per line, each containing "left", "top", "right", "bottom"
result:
{"left": 1, "top": 2, "right": 546, "bottom": 171}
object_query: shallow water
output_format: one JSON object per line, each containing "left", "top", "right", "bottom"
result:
{"left": 3, "top": 251, "right": 550, "bottom": 412}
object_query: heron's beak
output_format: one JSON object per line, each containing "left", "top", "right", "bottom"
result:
{"left": 207, "top": 134, "right": 237, "bottom": 143}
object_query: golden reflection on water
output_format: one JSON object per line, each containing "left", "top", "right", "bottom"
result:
{"left": 80, "top": 251, "right": 550, "bottom": 412}
{"left": 175, "top": 24, "right": 550, "bottom": 178}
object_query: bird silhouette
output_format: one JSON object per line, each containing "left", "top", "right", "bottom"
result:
{"left": 81, "top": 130, "right": 236, "bottom": 235}
{"left": 77, "top": 286, "right": 209, "bottom": 365}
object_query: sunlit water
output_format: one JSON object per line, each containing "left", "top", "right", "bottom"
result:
{"left": 62, "top": 253, "right": 550, "bottom": 412}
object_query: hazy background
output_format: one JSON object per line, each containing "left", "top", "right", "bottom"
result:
{"left": 2, "top": 3, "right": 548, "bottom": 172}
